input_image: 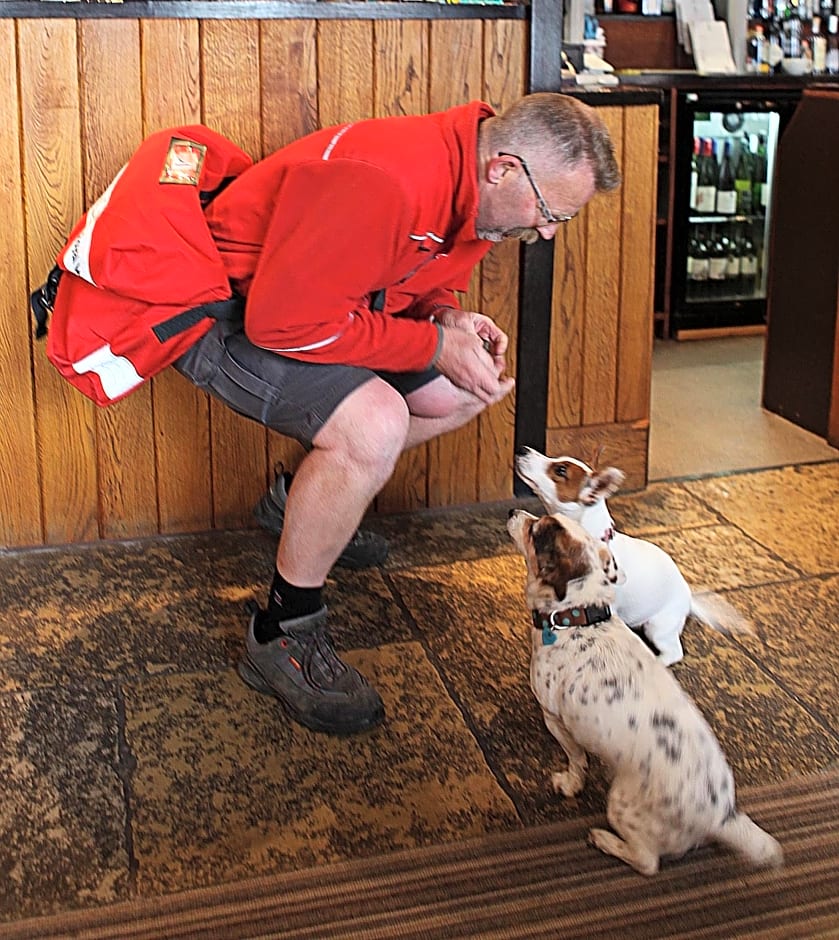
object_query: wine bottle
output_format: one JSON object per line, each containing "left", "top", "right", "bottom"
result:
{"left": 716, "top": 141, "right": 737, "bottom": 215}
{"left": 725, "top": 225, "right": 741, "bottom": 291}
{"left": 695, "top": 138, "right": 717, "bottom": 214}
{"left": 740, "top": 230, "right": 758, "bottom": 294}
{"left": 734, "top": 137, "right": 754, "bottom": 215}
{"left": 689, "top": 137, "right": 700, "bottom": 211}
{"left": 687, "top": 227, "right": 710, "bottom": 299}
{"left": 752, "top": 135, "right": 768, "bottom": 215}
{"left": 708, "top": 227, "right": 728, "bottom": 295}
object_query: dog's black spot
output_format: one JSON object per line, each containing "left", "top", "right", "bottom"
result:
{"left": 656, "top": 735, "right": 682, "bottom": 764}
{"left": 706, "top": 778, "right": 718, "bottom": 806}
{"left": 545, "top": 676, "right": 552, "bottom": 689}
{"left": 628, "top": 715, "right": 638, "bottom": 730}
{"left": 651, "top": 711, "right": 677, "bottom": 731}
{"left": 652, "top": 713, "right": 683, "bottom": 764}
{"left": 601, "top": 676, "right": 624, "bottom": 705}
{"left": 568, "top": 681, "right": 576, "bottom": 695}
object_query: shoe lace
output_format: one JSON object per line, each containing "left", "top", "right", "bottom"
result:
{"left": 295, "top": 626, "right": 361, "bottom": 693}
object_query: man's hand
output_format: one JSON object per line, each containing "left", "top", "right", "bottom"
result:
{"left": 433, "top": 307, "right": 515, "bottom": 404}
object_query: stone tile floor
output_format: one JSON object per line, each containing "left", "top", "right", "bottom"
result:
{"left": 1, "top": 462, "right": 838, "bottom": 925}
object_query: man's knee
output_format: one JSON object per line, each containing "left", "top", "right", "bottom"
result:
{"left": 405, "top": 376, "right": 482, "bottom": 420}
{"left": 315, "top": 378, "right": 410, "bottom": 471}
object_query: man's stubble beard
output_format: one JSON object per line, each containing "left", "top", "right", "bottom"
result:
{"left": 476, "top": 227, "right": 541, "bottom": 245}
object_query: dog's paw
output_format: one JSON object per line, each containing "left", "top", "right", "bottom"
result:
{"left": 552, "top": 770, "right": 585, "bottom": 798}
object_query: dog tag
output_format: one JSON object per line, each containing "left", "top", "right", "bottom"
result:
{"left": 542, "top": 625, "right": 557, "bottom": 646}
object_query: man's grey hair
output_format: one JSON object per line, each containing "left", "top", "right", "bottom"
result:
{"left": 490, "top": 93, "right": 621, "bottom": 193}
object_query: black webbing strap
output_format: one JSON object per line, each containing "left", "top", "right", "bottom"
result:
{"left": 151, "top": 295, "right": 243, "bottom": 343}
{"left": 30, "top": 264, "right": 241, "bottom": 344}
{"left": 30, "top": 265, "right": 63, "bottom": 339}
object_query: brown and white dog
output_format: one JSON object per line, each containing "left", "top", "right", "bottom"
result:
{"left": 507, "top": 508, "right": 783, "bottom": 876}
{"left": 515, "top": 447, "right": 750, "bottom": 665}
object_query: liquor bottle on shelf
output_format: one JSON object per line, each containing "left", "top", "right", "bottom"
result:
{"left": 695, "top": 138, "right": 717, "bottom": 214}
{"left": 689, "top": 137, "right": 700, "bottom": 211}
{"left": 812, "top": 15, "right": 828, "bottom": 71}
{"left": 827, "top": 15, "right": 839, "bottom": 74}
{"left": 734, "top": 137, "right": 754, "bottom": 215}
{"left": 768, "top": 16, "right": 785, "bottom": 71}
{"left": 716, "top": 141, "right": 737, "bottom": 215}
{"left": 747, "top": 23, "right": 769, "bottom": 72}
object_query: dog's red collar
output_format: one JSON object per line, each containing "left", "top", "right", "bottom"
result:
{"left": 533, "top": 605, "right": 612, "bottom": 645}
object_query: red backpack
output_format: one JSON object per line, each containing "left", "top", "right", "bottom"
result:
{"left": 31, "top": 126, "right": 252, "bottom": 406}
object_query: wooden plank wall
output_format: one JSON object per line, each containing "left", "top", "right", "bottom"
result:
{"left": 545, "top": 103, "right": 658, "bottom": 491}
{"left": 0, "top": 15, "right": 526, "bottom": 549}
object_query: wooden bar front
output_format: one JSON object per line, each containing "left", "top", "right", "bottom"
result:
{"left": 0, "top": 9, "right": 658, "bottom": 549}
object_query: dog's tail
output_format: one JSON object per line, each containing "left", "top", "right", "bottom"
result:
{"left": 690, "top": 591, "right": 756, "bottom": 638}
{"left": 716, "top": 810, "right": 783, "bottom": 868}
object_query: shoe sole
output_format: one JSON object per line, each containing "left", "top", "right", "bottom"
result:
{"left": 237, "top": 658, "right": 385, "bottom": 735}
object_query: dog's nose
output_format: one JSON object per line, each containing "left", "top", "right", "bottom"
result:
{"left": 508, "top": 508, "right": 518, "bottom": 519}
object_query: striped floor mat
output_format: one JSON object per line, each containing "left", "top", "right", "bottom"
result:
{"left": 3, "top": 766, "right": 838, "bottom": 940}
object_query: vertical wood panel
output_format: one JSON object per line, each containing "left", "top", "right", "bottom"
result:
{"left": 202, "top": 19, "right": 267, "bottom": 530}
{"left": 478, "top": 20, "right": 527, "bottom": 502}
{"left": 616, "top": 105, "right": 657, "bottom": 423}
{"left": 0, "top": 22, "right": 41, "bottom": 547}
{"left": 141, "top": 19, "right": 212, "bottom": 534}
{"left": 260, "top": 20, "right": 317, "bottom": 481}
{"left": 547, "top": 218, "right": 586, "bottom": 430}
{"left": 317, "top": 21, "right": 374, "bottom": 127}
{"left": 20, "top": 19, "right": 99, "bottom": 545}
{"left": 80, "top": 19, "right": 158, "bottom": 540}
{"left": 581, "top": 106, "right": 623, "bottom": 426}
{"left": 373, "top": 20, "right": 430, "bottom": 513}
{"left": 2, "top": 13, "right": 595, "bottom": 547}
{"left": 426, "top": 20, "right": 483, "bottom": 508}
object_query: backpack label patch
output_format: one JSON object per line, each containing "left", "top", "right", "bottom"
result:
{"left": 159, "top": 137, "right": 206, "bottom": 185}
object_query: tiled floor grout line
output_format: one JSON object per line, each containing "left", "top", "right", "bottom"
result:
{"left": 379, "top": 566, "right": 532, "bottom": 829}
{"left": 114, "top": 680, "right": 139, "bottom": 895}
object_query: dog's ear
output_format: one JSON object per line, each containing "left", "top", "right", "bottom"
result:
{"left": 532, "top": 516, "right": 590, "bottom": 601}
{"left": 598, "top": 545, "right": 626, "bottom": 586}
{"left": 579, "top": 467, "right": 625, "bottom": 505}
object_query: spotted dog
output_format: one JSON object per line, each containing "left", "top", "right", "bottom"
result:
{"left": 515, "top": 446, "right": 753, "bottom": 666}
{"left": 507, "top": 508, "right": 783, "bottom": 876}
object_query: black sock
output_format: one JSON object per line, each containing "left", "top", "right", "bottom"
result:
{"left": 255, "top": 570, "right": 323, "bottom": 643}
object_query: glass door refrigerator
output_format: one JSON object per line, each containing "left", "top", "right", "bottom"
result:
{"left": 669, "top": 88, "right": 801, "bottom": 337}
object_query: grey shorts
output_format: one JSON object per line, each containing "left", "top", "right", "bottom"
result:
{"left": 174, "top": 308, "right": 439, "bottom": 448}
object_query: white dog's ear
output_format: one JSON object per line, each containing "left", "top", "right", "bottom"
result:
{"left": 579, "top": 467, "right": 625, "bottom": 505}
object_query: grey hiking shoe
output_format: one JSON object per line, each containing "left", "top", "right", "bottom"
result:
{"left": 252, "top": 465, "right": 388, "bottom": 570}
{"left": 238, "top": 602, "right": 385, "bottom": 735}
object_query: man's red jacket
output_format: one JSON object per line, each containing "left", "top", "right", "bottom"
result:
{"left": 206, "top": 100, "right": 495, "bottom": 374}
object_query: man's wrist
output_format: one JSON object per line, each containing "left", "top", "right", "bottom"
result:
{"left": 428, "top": 321, "right": 445, "bottom": 367}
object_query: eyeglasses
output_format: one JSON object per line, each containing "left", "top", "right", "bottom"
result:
{"left": 497, "top": 152, "right": 575, "bottom": 226}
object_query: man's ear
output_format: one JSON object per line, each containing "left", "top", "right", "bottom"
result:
{"left": 487, "top": 153, "right": 516, "bottom": 185}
